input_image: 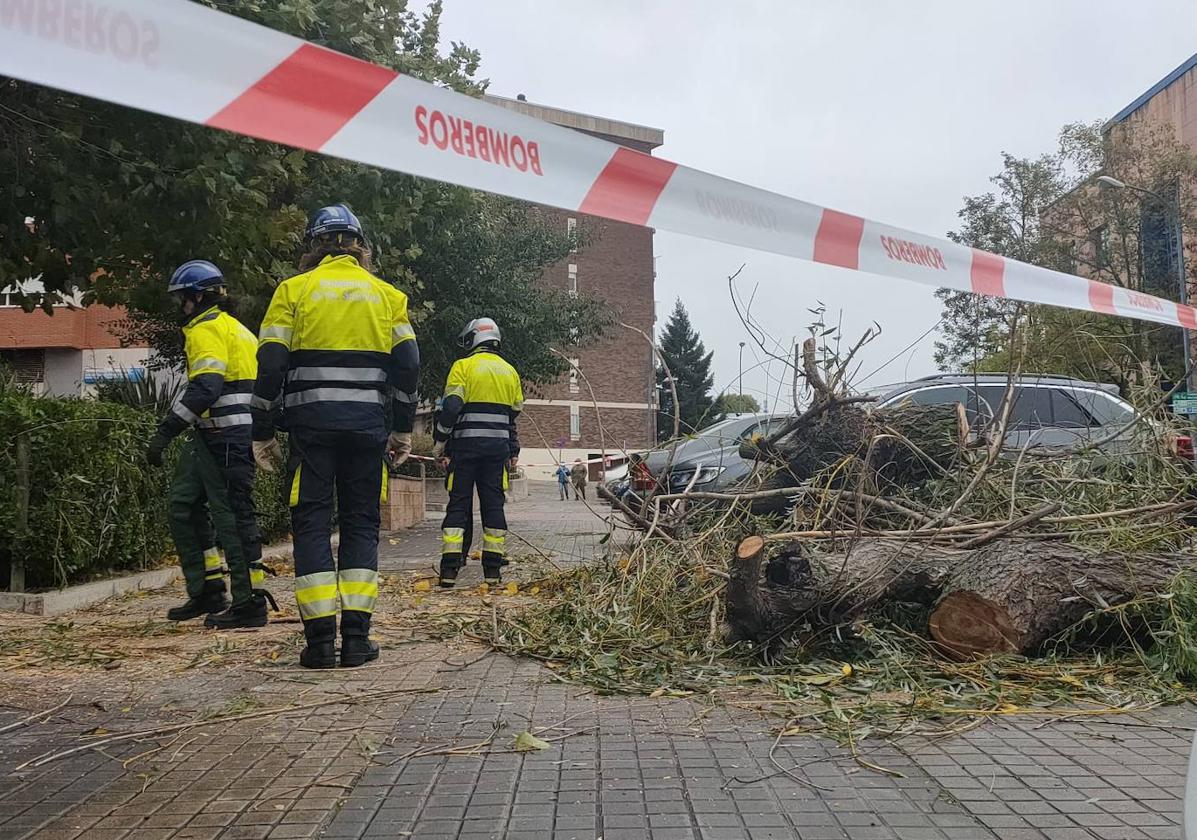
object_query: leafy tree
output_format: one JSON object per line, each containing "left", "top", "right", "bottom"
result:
{"left": 935, "top": 121, "right": 1197, "bottom": 390}
{"left": 716, "top": 393, "right": 761, "bottom": 414}
{"left": 657, "top": 299, "right": 719, "bottom": 438}
{"left": 934, "top": 152, "right": 1066, "bottom": 371}
{"left": 0, "top": 0, "right": 605, "bottom": 394}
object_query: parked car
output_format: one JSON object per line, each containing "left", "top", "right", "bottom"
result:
{"left": 625, "top": 414, "right": 790, "bottom": 499}
{"left": 865, "top": 374, "right": 1191, "bottom": 458}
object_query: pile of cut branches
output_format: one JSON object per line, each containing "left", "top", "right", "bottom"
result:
{"left": 611, "top": 328, "right": 1197, "bottom": 660}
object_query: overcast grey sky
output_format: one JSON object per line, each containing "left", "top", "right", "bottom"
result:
{"left": 428, "top": 0, "right": 1197, "bottom": 410}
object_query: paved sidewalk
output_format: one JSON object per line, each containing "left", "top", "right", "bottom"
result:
{"left": 0, "top": 483, "right": 1192, "bottom": 840}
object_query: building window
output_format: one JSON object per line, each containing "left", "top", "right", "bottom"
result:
{"left": 567, "top": 263, "right": 578, "bottom": 297}
{"left": 1, "top": 349, "right": 46, "bottom": 384}
{"left": 569, "top": 404, "right": 581, "bottom": 440}
{"left": 1089, "top": 225, "right": 1111, "bottom": 271}
{"left": 567, "top": 217, "right": 577, "bottom": 252}
{"left": 569, "top": 359, "right": 580, "bottom": 394}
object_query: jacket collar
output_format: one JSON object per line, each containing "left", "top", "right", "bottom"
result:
{"left": 184, "top": 304, "right": 222, "bottom": 330}
{"left": 319, "top": 254, "right": 360, "bottom": 268}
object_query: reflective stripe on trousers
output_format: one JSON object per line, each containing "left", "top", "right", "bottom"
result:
{"left": 204, "top": 547, "right": 223, "bottom": 581}
{"left": 339, "top": 568, "right": 378, "bottom": 613}
{"left": 442, "top": 527, "right": 465, "bottom": 556}
{"left": 483, "top": 527, "right": 506, "bottom": 557}
{"left": 295, "top": 571, "right": 338, "bottom": 620}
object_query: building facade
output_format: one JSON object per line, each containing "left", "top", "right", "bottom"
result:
{"left": 1106, "top": 53, "right": 1197, "bottom": 147}
{"left": 485, "top": 95, "right": 663, "bottom": 478}
{"left": 0, "top": 280, "right": 150, "bottom": 396}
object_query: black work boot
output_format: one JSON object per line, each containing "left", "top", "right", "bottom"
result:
{"left": 483, "top": 565, "right": 503, "bottom": 586}
{"left": 299, "top": 641, "right": 336, "bottom": 669}
{"left": 300, "top": 616, "right": 337, "bottom": 669}
{"left": 166, "top": 583, "right": 228, "bottom": 621}
{"left": 204, "top": 594, "right": 268, "bottom": 630}
{"left": 439, "top": 556, "right": 462, "bottom": 589}
{"left": 341, "top": 637, "right": 380, "bottom": 668}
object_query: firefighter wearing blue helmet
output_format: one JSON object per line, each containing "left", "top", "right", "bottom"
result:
{"left": 252, "top": 205, "right": 420, "bottom": 669}
{"left": 147, "top": 260, "right": 274, "bottom": 628}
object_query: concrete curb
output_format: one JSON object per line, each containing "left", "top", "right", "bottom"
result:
{"left": 0, "top": 537, "right": 330, "bottom": 617}
{"left": 0, "top": 566, "right": 182, "bottom": 617}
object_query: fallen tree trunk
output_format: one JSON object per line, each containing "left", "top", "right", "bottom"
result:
{"left": 725, "top": 536, "right": 962, "bottom": 648}
{"left": 726, "top": 535, "right": 1197, "bottom": 658}
{"left": 930, "top": 541, "right": 1194, "bottom": 658}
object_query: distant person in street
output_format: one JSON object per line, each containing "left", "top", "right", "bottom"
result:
{"left": 251, "top": 204, "right": 419, "bottom": 669}
{"left": 146, "top": 260, "right": 271, "bottom": 629}
{"left": 555, "top": 463, "right": 570, "bottom": 501}
{"left": 434, "top": 318, "right": 523, "bottom": 588}
{"left": 570, "top": 458, "right": 588, "bottom": 501}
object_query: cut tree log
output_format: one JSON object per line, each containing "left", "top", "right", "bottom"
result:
{"left": 930, "top": 541, "right": 1197, "bottom": 658}
{"left": 725, "top": 536, "right": 962, "bottom": 650}
{"left": 726, "top": 535, "right": 1197, "bottom": 658}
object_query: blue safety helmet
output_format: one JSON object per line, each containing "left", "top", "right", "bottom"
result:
{"left": 305, "top": 204, "right": 364, "bottom": 243}
{"left": 167, "top": 260, "right": 225, "bottom": 294}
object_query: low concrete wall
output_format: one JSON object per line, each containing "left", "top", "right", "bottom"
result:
{"left": 424, "top": 475, "right": 531, "bottom": 511}
{"left": 382, "top": 474, "right": 425, "bottom": 531}
{"left": 0, "top": 566, "right": 181, "bottom": 617}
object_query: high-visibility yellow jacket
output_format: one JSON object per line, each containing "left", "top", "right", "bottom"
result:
{"left": 434, "top": 348, "right": 524, "bottom": 459}
{"left": 157, "top": 305, "right": 257, "bottom": 440}
{"left": 251, "top": 255, "right": 420, "bottom": 436}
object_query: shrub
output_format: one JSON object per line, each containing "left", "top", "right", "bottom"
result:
{"left": 0, "top": 390, "right": 295, "bottom": 591}
{"left": 0, "top": 392, "right": 172, "bottom": 590}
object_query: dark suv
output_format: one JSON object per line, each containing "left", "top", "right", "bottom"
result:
{"left": 867, "top": 374, "right": 1179, "bottom": 455}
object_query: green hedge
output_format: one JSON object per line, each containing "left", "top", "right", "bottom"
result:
{"left": 0, "top": 393, "right": 170, "bottom": 590}
{"left": 0, "top": 392, "right": 292, "bottom": 591}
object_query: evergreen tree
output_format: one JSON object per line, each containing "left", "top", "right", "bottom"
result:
{"left": 657, "top": 299, "right": 719, "bottom": 439}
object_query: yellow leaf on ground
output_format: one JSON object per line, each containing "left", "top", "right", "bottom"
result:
{"left": 504, "top": 582, "right": 519, "bottom": 596}
{"left": 478, "top": 583, "right": 490, "bottom": 596}
{"left": 513, "top": 731, "right": 551, "bottom": 752}
{"left": 841, "top": 664, "right": 853, "bottom": 677}
{"left": 795, "top": 673, "right": 839, "bottom": 686}
{"left": 530, "top": 586, "right": 541, "bottom": 596}
{"left": 412, "top": 580, "right": 432, "bottom": 593}
{"left": 649, "top": 687, "right": 666, "bottom": 698}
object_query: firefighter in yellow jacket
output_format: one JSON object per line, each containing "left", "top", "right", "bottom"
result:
{"left": 146, "top": 260, "right": 270, "bottom": 628}
{"left": 251, "top": 205, "right": 419, "bottom": 669}
{"left": 434, "top": 318, "right": 523, "bottom": 587}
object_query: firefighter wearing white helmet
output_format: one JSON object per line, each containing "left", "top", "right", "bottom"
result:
{"left": 433, "top": 318, "right": 524, "bottom": 587}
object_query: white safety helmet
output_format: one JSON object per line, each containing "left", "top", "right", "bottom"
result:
{"left": 459, "top": 317, "right": 502, "bottom": 350}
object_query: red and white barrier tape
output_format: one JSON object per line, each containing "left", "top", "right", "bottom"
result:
{"left": 407, "top": 453, "right": 620, "bottom": 468}
{"left": 2, "top": 1, "right": 1192, "bottom": 329}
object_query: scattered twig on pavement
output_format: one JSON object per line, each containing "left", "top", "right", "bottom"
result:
{"left": 14, "top": 687, "right": 442, "bottom": 772}
{"left": 0, "top": 695, "right": 74, "bottom": 734}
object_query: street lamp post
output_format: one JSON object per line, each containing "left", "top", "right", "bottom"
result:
{"left": 1097, "top": 175, "right": 1192, "bottom": 393}
{"left": 738, "top": 341, "right": 746, "bottom": 399}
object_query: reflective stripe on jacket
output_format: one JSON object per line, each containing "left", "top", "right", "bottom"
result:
{"left": 252, "top": 255, "right": 419, "bottom": 435}
{"left": 158, "top": 305, "right": 257, "bottom": 440}
{"left": 433, "top": 348, "right": 524, "bottom": 459}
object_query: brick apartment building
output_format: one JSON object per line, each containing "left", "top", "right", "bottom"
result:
{"left": 1106, "top": 53, "right": 1197, "bottom": 148}
{"left": 0, "top": 279, "right": 150, "bottom": 395}
{"left": 484, "top": 95, "right": 663, "bottom": 479}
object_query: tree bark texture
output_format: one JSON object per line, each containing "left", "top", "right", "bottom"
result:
{"left": 726, "top": 536, "right": 1197, "bottom": 658}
